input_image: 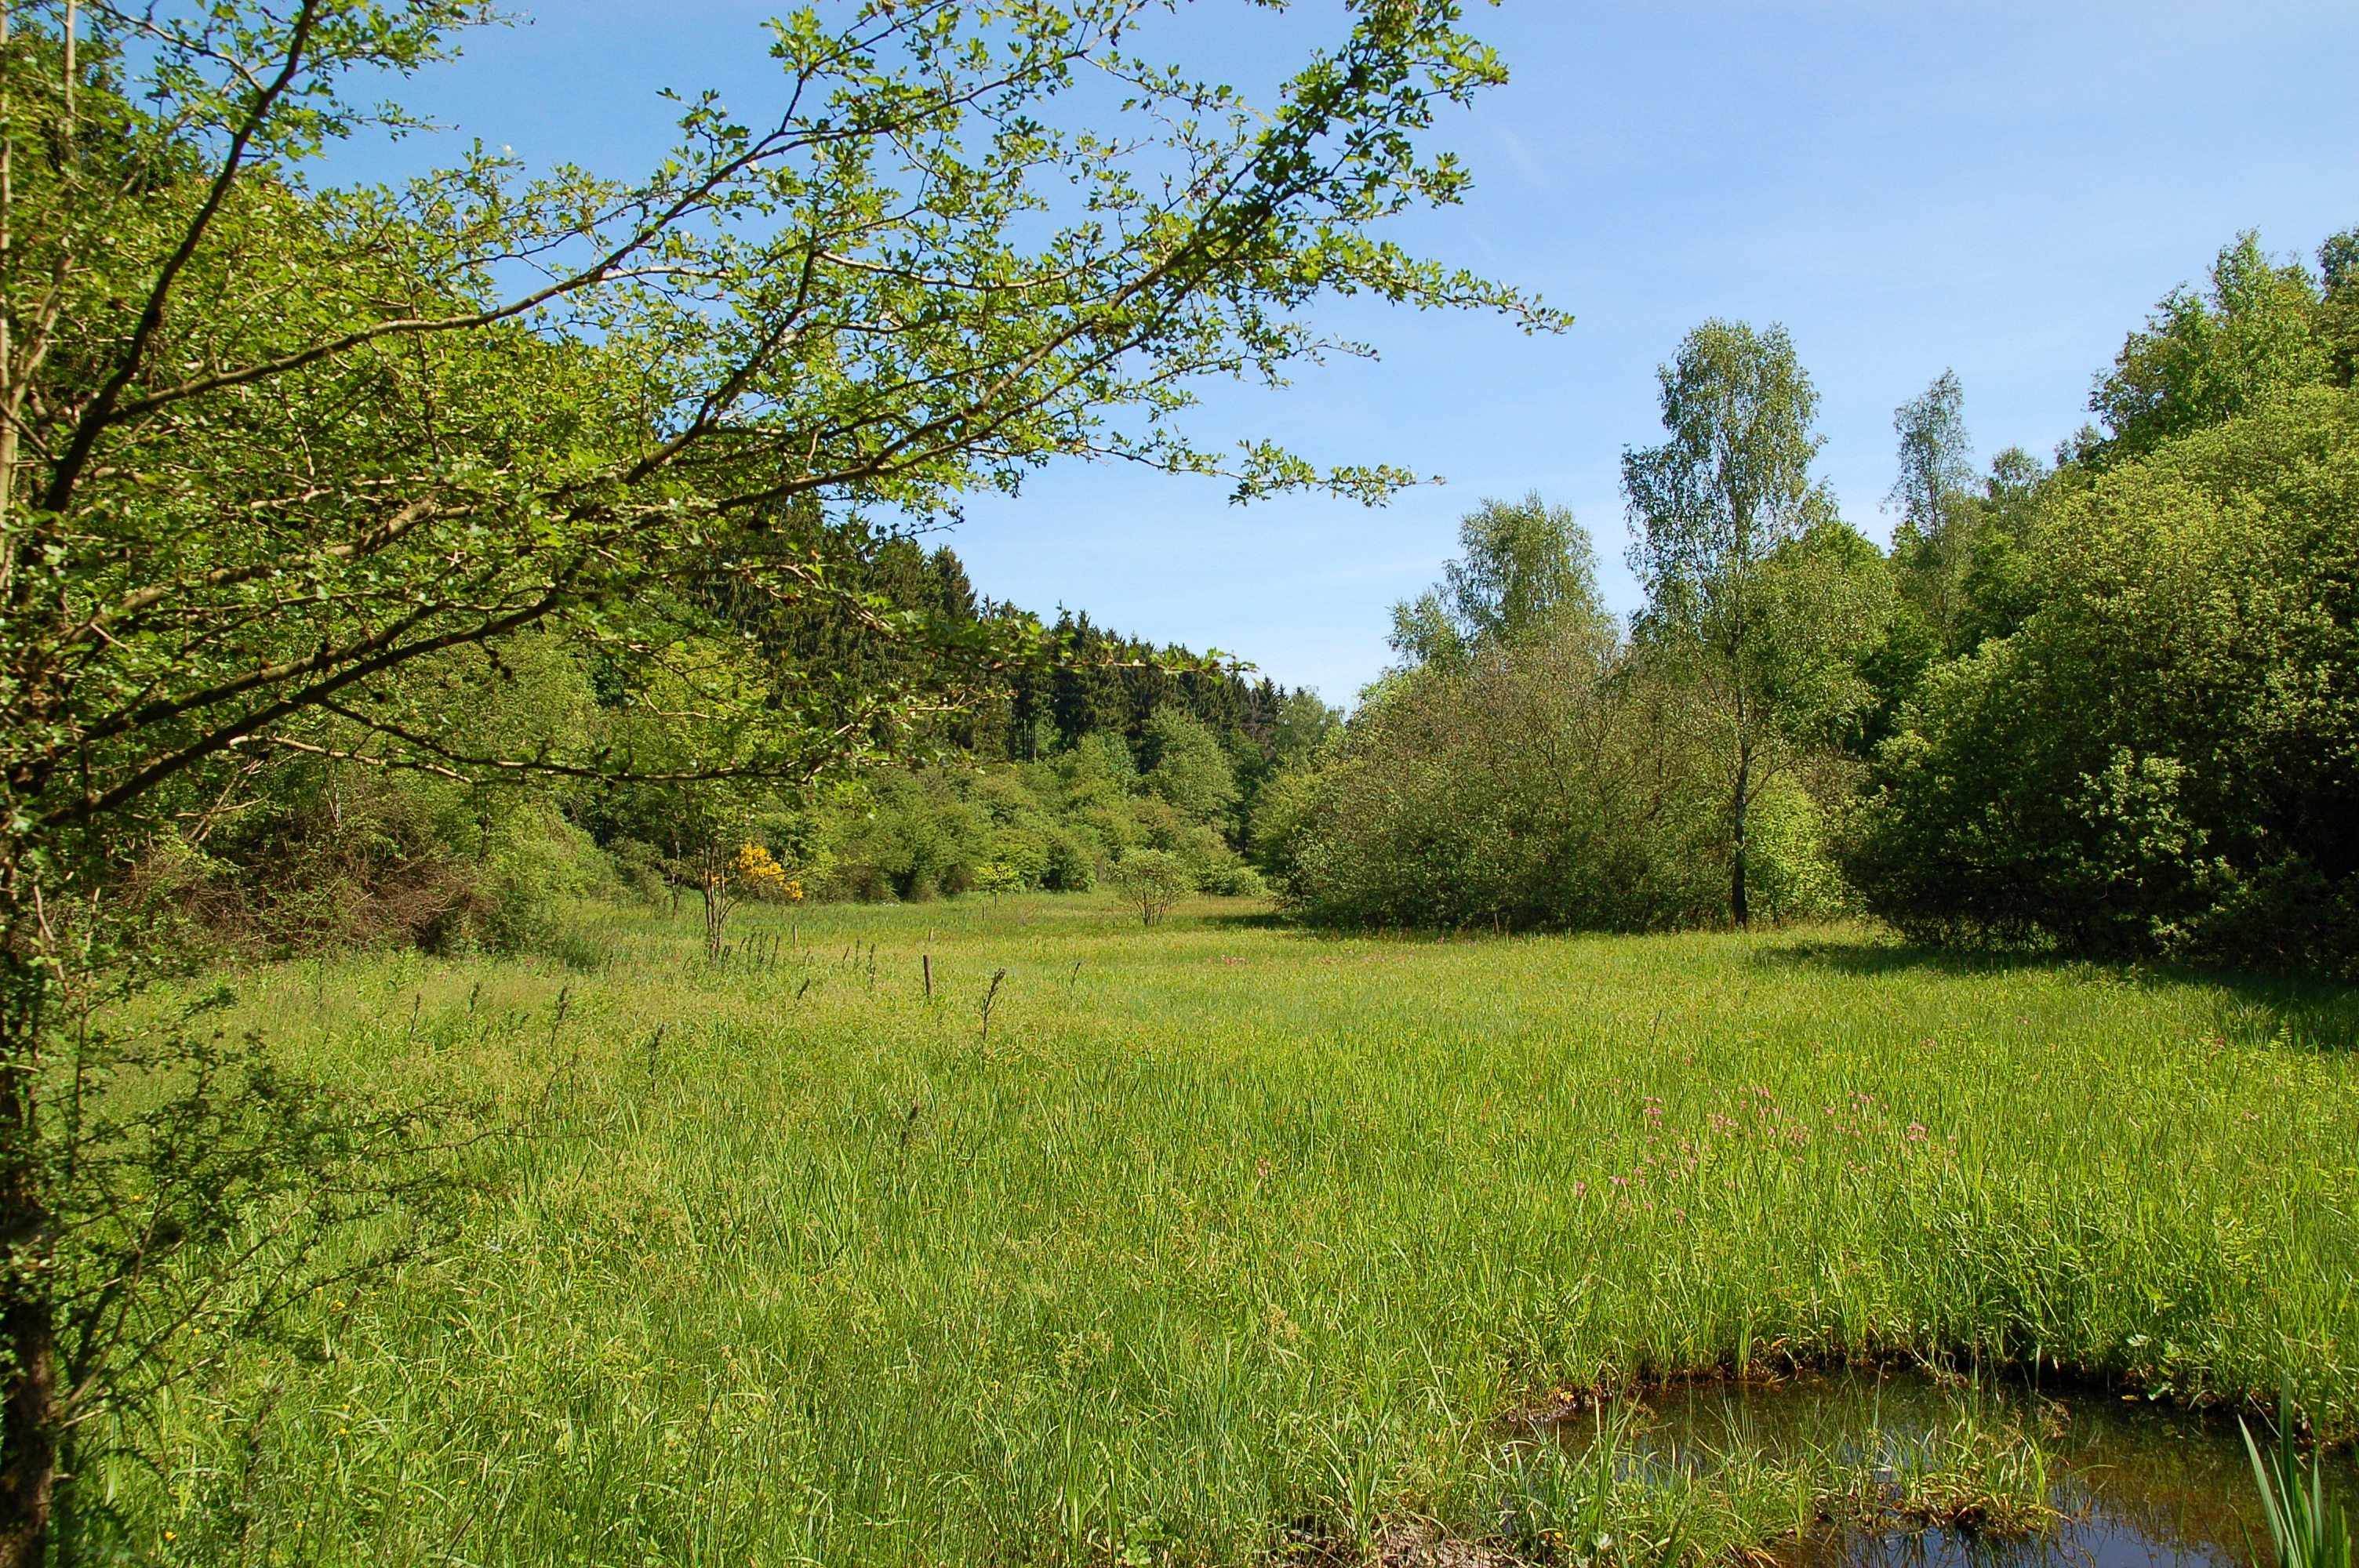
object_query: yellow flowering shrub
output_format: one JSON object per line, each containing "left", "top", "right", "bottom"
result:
{"left": 733, "top": 843, "right": 788, "bottom": 889}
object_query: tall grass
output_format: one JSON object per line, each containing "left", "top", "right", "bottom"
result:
{"left": 98, "top": 896, "right": 2359, "bottom": 1564}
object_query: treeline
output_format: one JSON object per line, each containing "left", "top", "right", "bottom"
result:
{"left": 132, "top": 227, "right": 2359, "bottom": 978}
{"left": 133, "top": 535, "right": 1338, "bottom": 956}
{"left": 1266, "top": 229, "right": 2359, "bottom": 977}
{"left": 800, "top": 524, "right": 1337, "bottom": 781}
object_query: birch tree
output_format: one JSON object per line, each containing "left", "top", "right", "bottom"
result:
{"left": 1622, "top": 320, "right": 1832, "bottom": 927}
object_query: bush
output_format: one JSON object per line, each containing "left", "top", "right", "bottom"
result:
{"left": 1196, "top": 862, "right": 1267, "bottom": 898}
{"left": 473, "top": 805, "right": 610, "bottom": 955}
{"left": 1107, "top": 850, "right": 1193, "bottom": 926}
{"left": 1285, "top": 630, "right": 1735, "bottom": 931}
{"left": 1743, "top": 776, "right": 1854, "bottom": 924}
{"left": 826, "top": 771, "right": 984, "bottom": 900}
{"left": 1041, "top": 827, "right": 1099, "bottom": 892}
{"left": 121, "top": 768, "right": 620, "bottom": 960}
{"left": 604, "top": 838, "right": 674, "bottom": 906}
{"left": 784, "top": 707, "right": 1277, "bottom": 906}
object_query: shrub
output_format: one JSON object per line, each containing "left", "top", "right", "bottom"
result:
{"left": 1041, "top": 827, "right": 1099, "bottom": 892}
{"left": 473, "top": 806, "right": 610, "bottom": 955}
{"left": 604, "top": 838, "right": 674, "bottom": 906}
{"left": 1743, "top": 775, "right": 1854, "bottom": 924}
{"left": 1849, "top": 388, "right": 2359, "bottom": 974}
{"left": 1108, "top": 850, "right": 1193, "bottom": 926}
{"left": 1284, "top": 631, "right": 1736, "bottom": 931}
{"left": 826, "top": 772, "right": 985, "bottom": 900}
{"left": 1196, "top": 862, "right": 1268, "bottom": 898}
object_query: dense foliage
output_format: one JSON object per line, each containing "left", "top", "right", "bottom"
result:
{"left": 1841, "top": 230, "right": 2359, "bottom": 973}
{"left": 1271, "top": 228, "right": 2359, "bottom": 973}
{"left": 1848, "top": 388, "right": 2359, "bottom": 970}
{"left": 1275, "top": 497, "right": 1865, "bottom": 932}
{"left": 120, "top": 536, "right": 1336, "bottom": 959}
{"left": 122, "top": 223, "right": 2359, "bottom": 977}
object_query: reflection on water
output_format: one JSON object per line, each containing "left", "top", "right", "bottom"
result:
{"left": 1583, "top": 1370, "right": 2354, "bottom": 1568}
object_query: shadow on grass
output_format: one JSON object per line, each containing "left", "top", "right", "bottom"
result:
{"left": 1194, "top": 906, "right": 1296, "bottom": 933}
{"left": 1190, "top": 909, "right": 1541, "bottom": 942}
{"left": 1753, "top": 935, "right": 2359, "bottom": 1051}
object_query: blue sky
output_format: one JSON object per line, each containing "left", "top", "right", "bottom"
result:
{"left": 325, "top": 2, "right": 2359, "bottom": 702}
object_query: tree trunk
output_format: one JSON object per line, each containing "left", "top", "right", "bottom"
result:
{"left": 1724, "top": 594, "right": 1754, "bottom": 931}
{"left": 1730, "top": 743, "right": 1751, "bottom": 929}
{"left": 0, "top": 1273, "right": 55, "bottom": 1568}
{"left": 0, "top": 948, "right": 56, "bottom": 1568}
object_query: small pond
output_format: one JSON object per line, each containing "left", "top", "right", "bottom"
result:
{"left": 1564, "top": 1370, "right": 2355, "bottom": 1568}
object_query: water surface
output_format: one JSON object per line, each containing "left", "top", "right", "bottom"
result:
{"left": 1582, "top": 1370, "right": 2355, "bottom": 1568}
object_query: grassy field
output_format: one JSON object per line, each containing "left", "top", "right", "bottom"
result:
{"left": 104, "top": 895, "right": 2358, "bottom": 1565}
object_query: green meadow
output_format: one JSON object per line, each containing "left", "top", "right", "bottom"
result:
{"left": 116, "top": 897, "right": 2358, "bottom": 1565}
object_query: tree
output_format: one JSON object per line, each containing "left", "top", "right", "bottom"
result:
{"left": 1621, "top": 321, "right": 1849, "bottom": 926}
{"left": 2320, "top": 224, "right": 2359, "bottom": 387}
{"left": 0, "top": 1, "right": 1550, "bottom": 1555}
{"left": 2323, "top": 228, "right": 2359, "bottom": 295}
{"left": 1387, "top": 492, "right": 1600, "bottom": 669}
{"left": 973, "top": 860, "right": 1022, "bottom": 906}
{"left": 1950, "top": 445, "right": 2054, "bottom": 652}
{"left": 1266, "top": 689, "right": 1345, "bottom": 767}
{"left": 696, "top": 839, "right": 794, "bottom": 960}
{"left": 1885, "top": 370, "right": 1979, "bottom": 644}
{"left": 1888, "top": 371, "right": 1976, "bottom": 534}
{"left": 2089, "top": 232, "right": 2329, "bottom": 459}
{"left": 1140, "top": 708, "right": 1239, "bottom": 828}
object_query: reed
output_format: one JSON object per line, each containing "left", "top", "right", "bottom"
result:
{"left": 2247, "top": 1387, "right": 2355, "bottom": 1568}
